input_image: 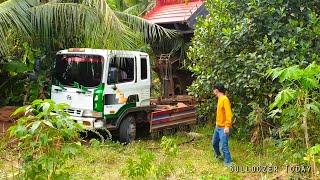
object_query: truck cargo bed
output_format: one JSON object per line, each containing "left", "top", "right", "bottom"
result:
{"left": 150, "top": 102, "right": 196, "bottom": 132}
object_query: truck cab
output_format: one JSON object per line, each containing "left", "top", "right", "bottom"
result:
{"left": 51, "top": 48, "right": 151, "bottom": 142}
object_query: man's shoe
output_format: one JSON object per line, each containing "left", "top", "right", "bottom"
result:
{"left": 214, "top": 155, "right": 223, "bottom": 160}
{"left": 224, "top": 162, "right": 233, "bottom": 167}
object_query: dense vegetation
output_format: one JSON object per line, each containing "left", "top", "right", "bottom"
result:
{"left": 0, "top": 0, "right": 172, "bottom": 106}
{"left": 0, "top": 0, "right": 319, "bottom": 179}
{"left": 8, "top": 100, "right": 83, "bottom": 179}
{"left": 1, "top": 124, "right": 303, "bottom": 179}
{"left": 188, "top": 0, "right": 320, "bottom": 177}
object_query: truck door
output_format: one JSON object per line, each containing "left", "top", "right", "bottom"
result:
{"left": 103, "top": 54, "right": 139, "bottom": 121}
{"left": 137, "top": 54, "right": 151, "bottom": 106}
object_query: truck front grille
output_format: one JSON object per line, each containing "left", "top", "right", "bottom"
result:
{"left": 65, "top": 108, "right": 83, "bottom": 117}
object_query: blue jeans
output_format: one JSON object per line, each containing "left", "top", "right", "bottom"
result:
{"left": 212, "top": 127, "right": 232, "bottom": 164}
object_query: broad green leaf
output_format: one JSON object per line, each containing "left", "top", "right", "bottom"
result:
{"left": 41, "top": 102, "right": 51, "bottom": 114}
{"left": 32, "top": 99, "right": 43, "bottom": 106}
{"left": 269, "top": 88, "right": 297, "bottom": 109}
{"left": 25, "top": 106, "right": 34, "bottom": 116}
{"left": 308, "top": 144, "right": 320, "bottom": 155}
{"left": 300, "top": 77, "right": 319, "bottom": 90}
{"left": 56, "top": 118, "right": 63, "bottom": 129}
{"left": 62, "top": 144, "right": 79, "bottom": 156}
{"left": 43, "top": 120, "right": 54, "bottom": 128}
{"left": 43, "top": 99, "right": 54, "bottom": 103}
{"left": 15, "top": 125, "right": 27, "bottom": 138}
{"left": 56, "top": 103, "right": 69, "bottom": 111}
{"left": 305, "top": 102, "right": 320, "bottom": 113}
{"left": 73, "top": 122, "right": 84, "bottom": 130}
{"left": 306, "top": 61, "right": 320, "bottom": 75}
{"left": 279, "top": 65, "right": 301, "bottom": 82}
{"left": 1, "top": 62, "right": 31, "bottom": 73}
{"left": 8, "top": 125, "right": 17, "bottom": 137}
{"left": 36, "top": 112, "right": 45, "bottom": 119}
{"left": 268, "top": 109, "right": 282, "bottom": 118}
{"left": 11, "top": 106, "right": 26, "bottom": 116}
{"left": 267, "top": 68, "right": 285, "bottom": 81}
{"left": 30, "top": 121, "right": 41, "bottom": 133}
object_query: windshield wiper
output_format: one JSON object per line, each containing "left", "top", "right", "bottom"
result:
{"left": 73, "top": 81, "right": 89, "bottom": 94}
{"left": 53, "top": 79, "right": 67, "bottom": 92}
{"left": 58, "top": 82, "right": 67, "bottom": 91}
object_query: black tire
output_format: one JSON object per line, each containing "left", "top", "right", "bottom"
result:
{"left": 119, "top": 115, "right": 136, "bottom": 144}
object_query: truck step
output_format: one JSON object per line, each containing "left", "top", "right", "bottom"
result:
{"left": 106, "top": 124, "right": 117, "bottom": 131}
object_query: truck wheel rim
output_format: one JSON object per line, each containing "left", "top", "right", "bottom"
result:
{"left": 128, "top": 123, "right": 136, "bottom": 140}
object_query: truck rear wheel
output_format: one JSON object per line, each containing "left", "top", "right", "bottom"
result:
{"left": 119, "top": 115, "right": 136, "bottom": 144}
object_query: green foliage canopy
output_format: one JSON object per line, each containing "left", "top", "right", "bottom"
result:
{"left": 267, "top": 62, "right": 320, "bottom": 176}
{"left": 187, "top": 0, "right": 320, "bottom": 131}
{"left": 0, "top": 0, "right": 176, "bottom": 56}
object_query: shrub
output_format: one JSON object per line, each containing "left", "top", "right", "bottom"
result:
{"left": 122, "top": 137, "right": 179, "bottom": 179}
{"left": 267, "top": 62, "right": 320, "bottom": 178}
{"left": 187, "top": 0, "right": 320, "bottom": 135}
{"left": 8, "top": 99, "right": 83, "bottom": 179}
{"left": 123, "top": 148, "right": 155, "bottom": 178}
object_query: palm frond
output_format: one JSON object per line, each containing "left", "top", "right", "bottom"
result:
{"left": 31, "top": 1, "right": 139, "bottom": 49}
{"left": 31, "top": 0, "right": 177, "bottom": 50}
{"left": 32, "top": 2, "right": 97, "bottom": 40}
{"left": 123, "top": 0, "right": 138, "bottom": 6}
{"left": 123, "top": 0, "right": 155, "bottom": 16}
{"left": 115, "top": 11, "right": 178, "bottom": 42}
{"left": 0, "top": 0, "right": 36, "bottom": 55}
{"left": 106, "top": 0, "right": 127, "bottom": 11}
{"left": 83, "top": 0, "right": 144, "bottom": 49}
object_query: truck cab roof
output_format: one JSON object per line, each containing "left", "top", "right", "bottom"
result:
{"left": 56, "top": 48, "right": 149, "bottom": 57}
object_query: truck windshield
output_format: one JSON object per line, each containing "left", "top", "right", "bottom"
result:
{"left": 54, "top": 54, "right": 103, "bottom": 87}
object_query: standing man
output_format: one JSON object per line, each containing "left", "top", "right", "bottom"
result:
{"left": 212, "top": 83, "right": 233, "bottom": 166}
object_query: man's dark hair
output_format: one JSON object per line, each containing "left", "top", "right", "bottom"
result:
{"left": 214, "top": 83, "right": 226, "bottom": 93}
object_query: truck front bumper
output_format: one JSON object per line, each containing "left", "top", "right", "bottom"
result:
{"left": 72, "top": 116, "right": 105, "bottom": 129}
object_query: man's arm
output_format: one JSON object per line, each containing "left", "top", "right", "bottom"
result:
{"left": 224, "top": 98, "right": 232, "bottom": 128}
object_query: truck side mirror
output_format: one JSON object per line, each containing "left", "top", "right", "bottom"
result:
{"left": 107, "top": 67, "right": 119, "bottom": 84}
{"left": 112, "top": 84, "right": 117, "bottom": 91}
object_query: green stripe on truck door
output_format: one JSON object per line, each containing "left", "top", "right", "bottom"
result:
{"left": 104, "top": 103, "right": 136, "bottom": 122}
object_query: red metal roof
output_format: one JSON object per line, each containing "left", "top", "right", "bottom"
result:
{"left": 144, "top": 0, "right": 205, "bottom": 24}
{"left": 156, "top": 0, "right": 200, "bottom": 6}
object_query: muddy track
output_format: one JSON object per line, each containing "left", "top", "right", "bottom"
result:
{"left": 0, "top": 106, "right": 17, "bottom": 135}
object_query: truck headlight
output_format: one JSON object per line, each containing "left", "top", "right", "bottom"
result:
{"left": 83, "top": 110, "right": 102, "bottom": 118}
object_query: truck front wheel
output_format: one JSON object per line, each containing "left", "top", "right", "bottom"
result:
{"left": 119, "top": 115, "right": 136, "bottom": 144}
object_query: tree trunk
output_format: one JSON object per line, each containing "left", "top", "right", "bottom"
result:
{"left": 302, "top": 104, "right": 310, "bottom": 149}
{"left": 302, "top": 93, "right": 317, "bottom": 179}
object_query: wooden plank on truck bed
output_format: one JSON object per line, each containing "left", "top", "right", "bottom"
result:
{"left": 150, "top": 103, "right": 197, "bottom": 132}
{"left": 150, "top": 95, "right": 196, "bottom": 105}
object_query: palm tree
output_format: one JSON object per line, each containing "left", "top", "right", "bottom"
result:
{"left": 0, "top": 0, "right": 176, "bottom": 55}
{"left": 0, "top": 0, "right": 35, "bottom": 55}
{"left": 105, "top": 0, "right": 156, "bottom": 16}
{"left": 122, "top": 0, "right": 156, "bottom": 16}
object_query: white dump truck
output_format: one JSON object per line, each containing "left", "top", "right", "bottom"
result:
{"left": 51, "top": 48, "right": 197, "bottom": 143}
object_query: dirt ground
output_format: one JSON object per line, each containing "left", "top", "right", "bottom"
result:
{"left": 0, "top": 106, "right": 17, "bottom": 135}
